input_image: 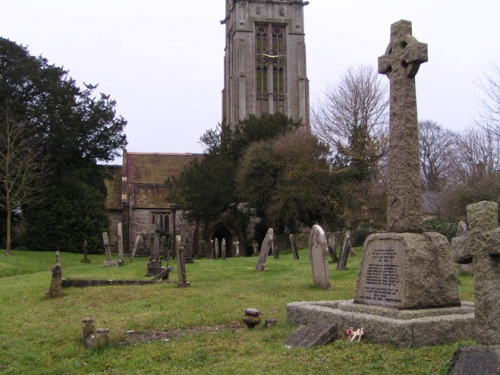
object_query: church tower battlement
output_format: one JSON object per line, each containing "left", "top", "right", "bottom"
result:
{"left": 222, "top": 0, "right": 310, "bottom": 131}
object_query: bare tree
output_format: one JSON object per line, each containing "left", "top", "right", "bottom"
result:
{"left": 475, "top": 62, "right": 500, "bottom": 134}
{"left": 0, "top": 106, "right": 47, "bottom": 255}
{"left": 312, "top": 65, "right": 389, "bottom": 179}
{"left": 419, "top": 120, "right": 458, "bottom": 192}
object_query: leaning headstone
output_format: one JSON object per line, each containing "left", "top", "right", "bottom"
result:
{"left": 221, "top": 238, "right": 227, "bottom": 260}
{"left": 285, "top": 323, "right": 338, "bottom": 348}
{"left": 290, "top": 234, "right": 300, "bottom": 260}
{"left": 81, "top": 240, "right": 91, "bottom": 263}
{"left": 117, "top": 223, "right": 125, "bottom": 266}
{"left": 455, "top": 221, "right": 473, "bottom": 276}
{"left": 103, "top": 232, "right": 118, "bottom": 267}
{"left": 255, "top": 228, "right": 273, "bottom": 271}
{"left": 175, "top": 235, "right": 190, "bottom": 287}
{"left": 327, "top": 233, "right": 338, "bottom": 263}
{"left": 130, "top": 235, "right": 141, "bottom": 261}
{"left": 46, "top": 251, "right": 62, "bottom": 298}
{"left": 354, "top": 20, "right": 460, "bottom": 309}
{"left": 309, "top": 225, "right": 331, "bottom": 289}
{"left": 336, "top": 232, "right": 351, "bottom": 270}
{"left": 214, "top": 238, "right": 220, "bottom": 260}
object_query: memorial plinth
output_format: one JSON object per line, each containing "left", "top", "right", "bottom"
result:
{"left": 354, "top": 232, "right": 460, "bottom": 309}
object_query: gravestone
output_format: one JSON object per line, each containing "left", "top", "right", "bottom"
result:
{"left": 255, "top": 228, "right": 273, "bottom": 271}
{"left": 327, "top": 233, "right": 338, "bottom": 263}
{"left": 130, "top": 235, "right": 141, "bottom": 261}
{"left": 46, "top": 251, "right": 62, "bottom": 298}
{"left": 81, "top": 240, "right": 91, "bottom": 263}
{"left": 353, "top": 20, "right": 460, "bottom": 309}
{"left": 336, "top": 232, "right": 351, "bottom": 270}
{"left": 175, "top": 235, "right": 190, "bottom": 287}
{"left": 221, "top": 238, "right": 227, "bottom": 260}
{"left": 102, "top": 233, "right": 118, "bottom": 267}
{"left": 449, "top": 202, "right": 500, "bottom": 373}
{"left": 451, "top": 201, "right": 500, "bottom": 345}
{"left": 290, "top": 234, "right": 300, "bottom": 260}
{"left": 146, "top": 218, "right": 164, "bottom": 276}
{"left": 185, "top": 237, "right": 194, "bottom": 264}
{"left": 272, "top": 239, "right": 279, "bottom": 259}
{"left": 285, "top": 323, "right": 338, "bottom": 348}
{"left": 309, "top": 225, "right": 331, "bottom": 289}
{"left": 235, "top": 241, "right": 240, "bottom": 257}
{"left": 455, "top": 221, "right": 474, "bottom": 276}
{"left": 252, "top": 240, "right": 258, "bottom": 256}
{"left": 117, "top": 223, "right": 125, "bottom": 266}
{"left": 214, "top": 238, "right": 220, "bottom": 260}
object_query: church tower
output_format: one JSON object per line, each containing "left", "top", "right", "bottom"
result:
{"left": 221, "top": 0, "right": 310, "bottom": 131}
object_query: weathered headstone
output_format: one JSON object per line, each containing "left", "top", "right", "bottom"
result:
{"left": 379, "top": 19, "right": 428, "bottom": 234}
{"left": 235, "top": 241, "right": 240, "bottom": 257}
{"left": 117, "top": 223, "right": 125, "bottom": 266}
{"left": 175, "top": 235, "right": 190, "bottom": 287}
{"left": 146, "top": 218, "right": 164, "bottom": 276}
{"left": 454, "top": 221, "right": 474, "bottom": 276}
{"left": 214, "top": 238, "right": 220, "bottom": 260}
{"left": 130, "top": 235, "right": 141, "bottom": 261}
{"left": 252, "top": 240, "right": 258, "bottom": 256}
{"left": 353, "top": 20, "right": 460, "bottom": 310}
{"left": 290, "top": 234, "right": 300, "bottom": 260}
{"left": 46, "top": 251, "right": 62, "bottom": 298}
{"left": 255, "top": 228, "right": 273, "bottom": 271}
{"left": 81, "top": 240, "right": 91, "bottom": 263}
{"left": 327, "top": 233, "right": 338, "bottom": 263}
{"left": 336, "top": 232, "right": 351, "bottom": 270}
{"left": 103, "top": 232, "right": 118, "bottom": 267}
{"left": 309, "top": 225, "right": 331, "bottom": 289}
{"left": 451, "top": 201, "right": 500, "bottom": 345}
{"left": 221, "top": 238, "right": 227, "bottom": 260}
{"left": 285, "top": 323, "right": 338, "bottom": 348}
{"left": 272, "top": 239, "right": 279, "bottom": 259}
{"left": 185, "top": 237, "right": 194, "bottom": 264}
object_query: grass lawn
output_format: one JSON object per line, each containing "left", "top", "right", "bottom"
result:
{"left": 0, "top": 248, "right": 474, "bottom": 374}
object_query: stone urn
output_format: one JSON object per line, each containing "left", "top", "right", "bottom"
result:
{"left": 242, "top": 308, "right": 261, "bottom": 329}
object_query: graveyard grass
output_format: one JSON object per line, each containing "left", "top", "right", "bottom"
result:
{"left": 0, "top": 248, "right": 474, "bottom": 374}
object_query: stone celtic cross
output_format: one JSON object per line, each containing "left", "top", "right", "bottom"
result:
{"left": 452, "top": 201, "right": 500, "bottom": 345}
{"left": 379, "top": 20, "right": 428, "bottom": 233}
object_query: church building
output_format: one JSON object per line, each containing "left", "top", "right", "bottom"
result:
{"left": 105, "top": 0, "right": 310, "bottom": 255}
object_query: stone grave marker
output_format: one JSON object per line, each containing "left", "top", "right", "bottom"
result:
{"left": 221, "top": 238, "right": 227, "bottom": 260}
{"left": 255, "top": 228, "right": 273, "bottom": 271}
{"left": 214, "top": 238, "right": 220, "bottom": 260}
{"left": 289, "top": 234, "right": 300, "bottom": 260}
{"left": 327, "top": 233, "right": 338, "bottom": 263}
{"left": 272, "top": 239, "right": 279, "bottom": 259}
{"left": 130, "top": 235, "right": 141, "bottom": 261}
{"left": 46, "top": 251, "right": 62, "bottom": 298}
{"left": 102, "top": 232, "right": 118, "bottom": 267}
{"left": 185, "top": 237, "right": 194, "bottom": 264}
{"left": 353, "top": 20, "right": 459, "bottom": 309}
{"left": 146, "top": 218, "right": 164, "bottom": 276}
{"left": 81, "top": 240, "right": 91, "bottom": 263}
{"left": 285, "top": 323, "right": 338, "bottom": 348}
{"left": 309, "top": 225, "right": 331, "bottom": 289}
{"left": 336, "top": 232, "right": 351, "bottom": 270}
{"left": 235, "top": 241, "right": 240, "bottom": 257}
{"left": 117, "top": 223, "right": 125, "bottom": 266}
{"left": 176, "top": 235, "right": 190, "bottom": 287}
{"left": 252, "top": 240, "right": 258, "bottom": 256}
{"left": 455, "top": 221, "right": 473, "bottom": 275}
{"left": 449, "top": 202, "right": 500, "bottom": 373}
{"left": 451, "top": 201, "right": 500, "bottom": 346}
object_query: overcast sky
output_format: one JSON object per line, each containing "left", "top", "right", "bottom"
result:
{"left": 1, "top": 1, "right": 499, "bottom": 161}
